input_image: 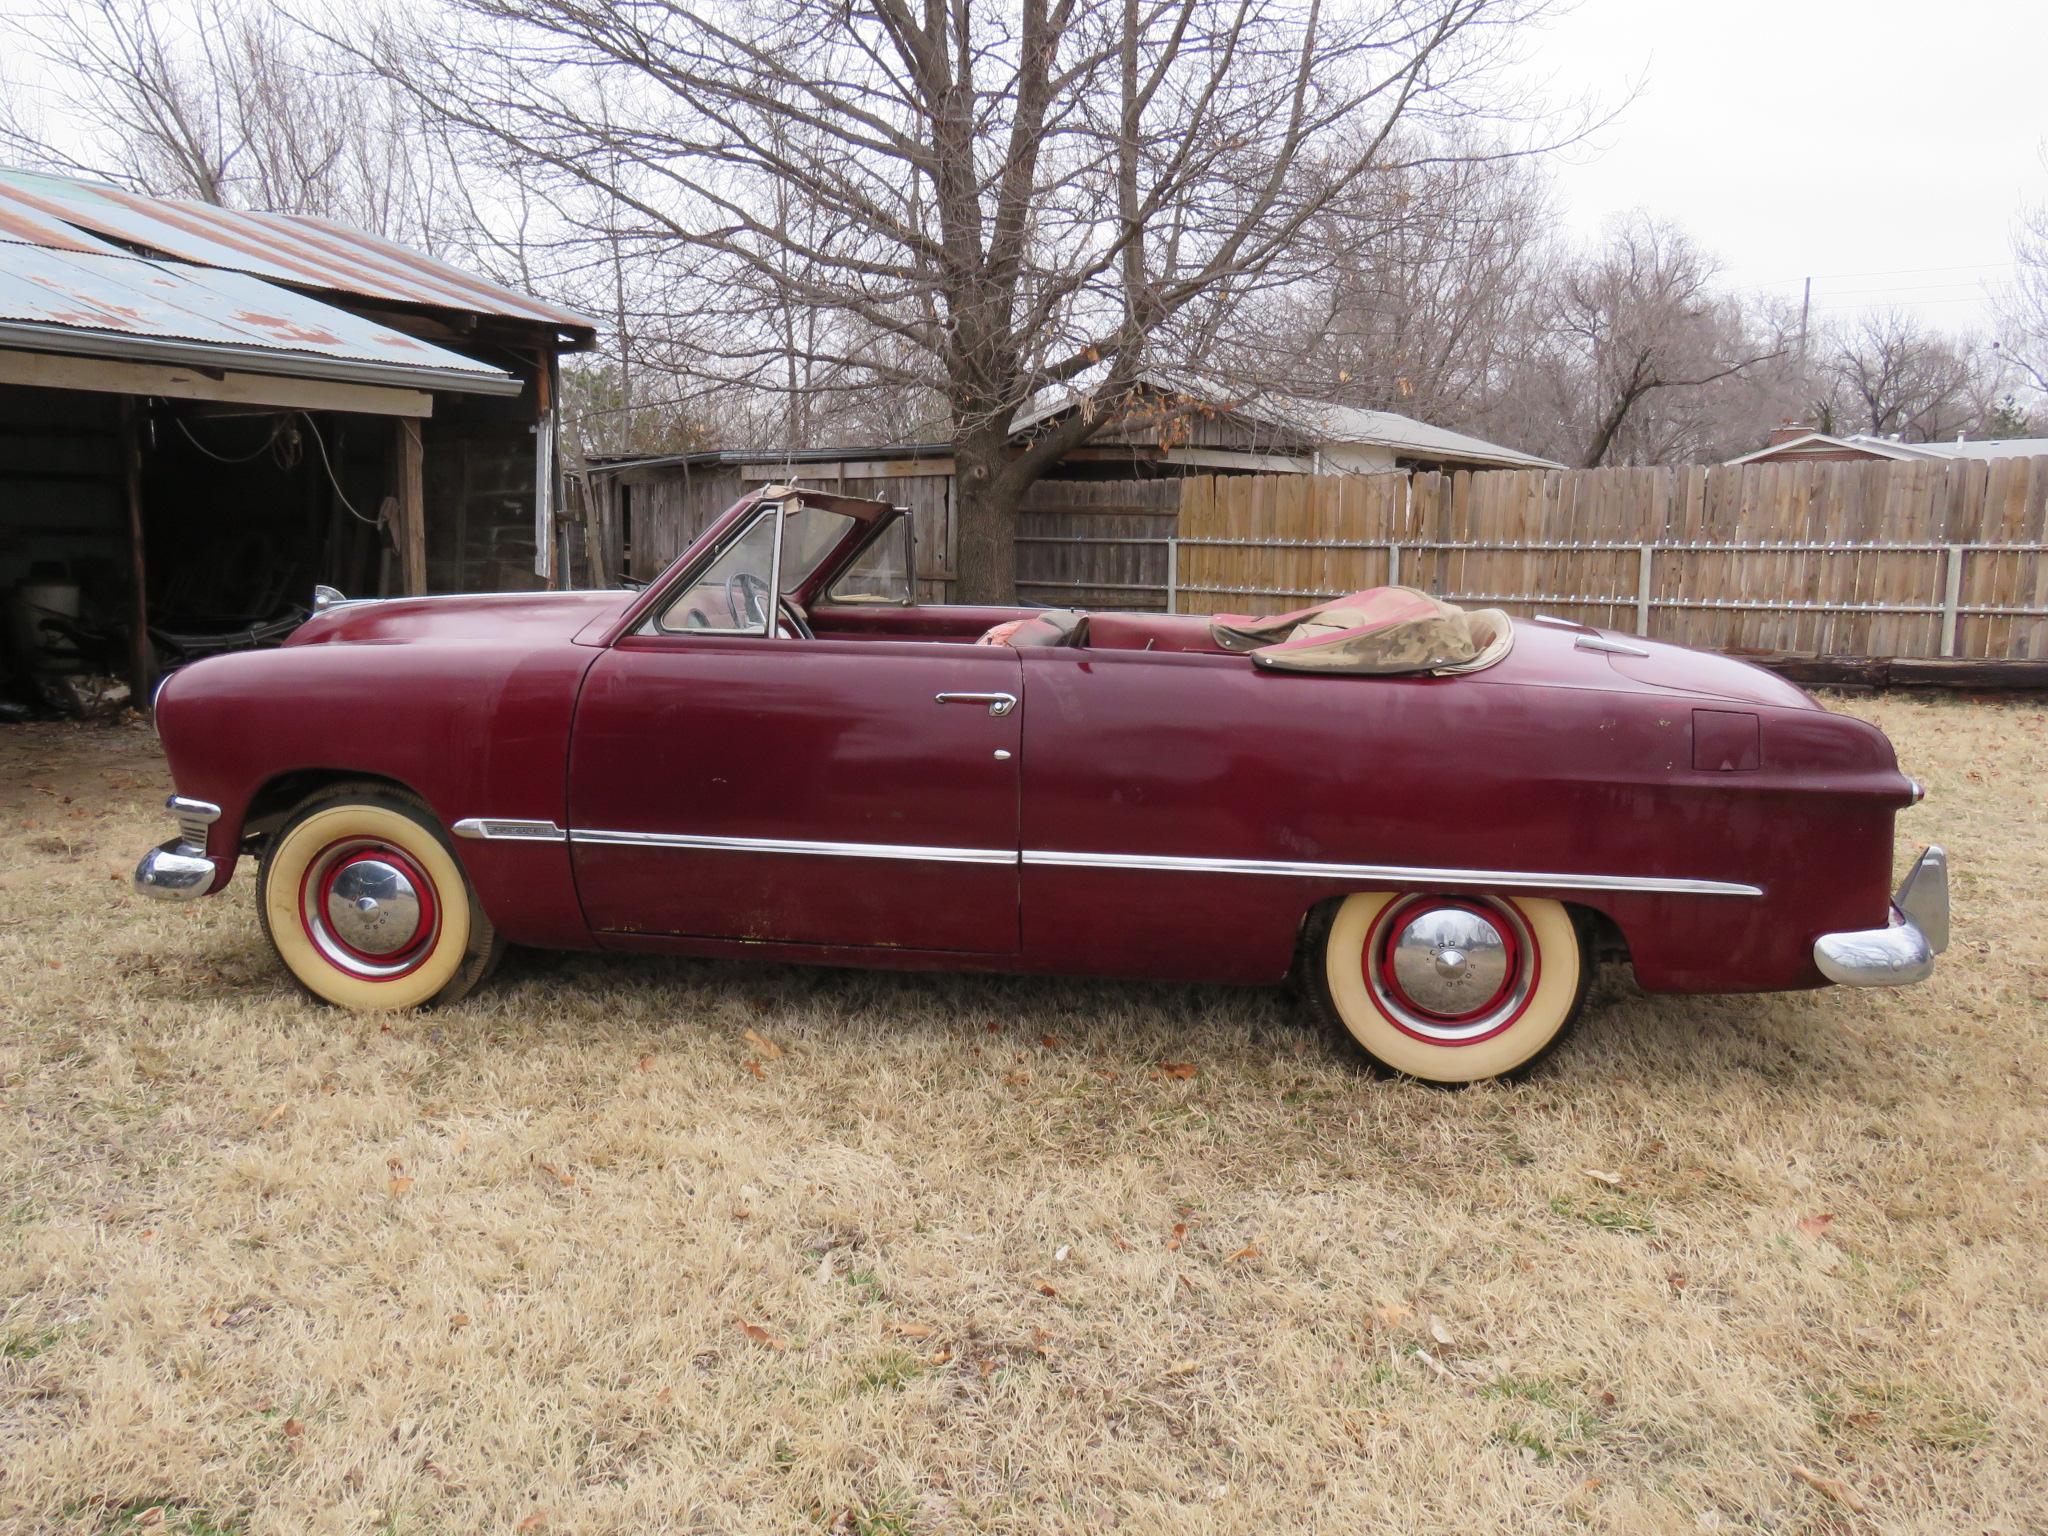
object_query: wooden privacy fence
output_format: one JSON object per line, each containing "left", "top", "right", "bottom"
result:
{"left": 1019, "top": 458, "right": 2048, "bottom": 661}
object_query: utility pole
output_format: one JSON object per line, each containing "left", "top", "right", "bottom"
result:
{"left": 1798, "top": 276, "right": 1812, "bottom": 364}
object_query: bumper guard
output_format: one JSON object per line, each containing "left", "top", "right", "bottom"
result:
{"left": 1813, "top": 845, "right": 1949, "bottom": 987}
{"left": 133, "top": 796, "right": 222, "bottom": 902}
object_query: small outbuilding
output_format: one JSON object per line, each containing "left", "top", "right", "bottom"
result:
{"left": 0, "top": 167, "right": 595, "bottom": 712}
{"left": 582, "top": 372, "right": 1555, "bottom": 594}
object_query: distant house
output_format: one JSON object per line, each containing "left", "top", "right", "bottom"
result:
{"left": 1728, "top": 423, "right": 2048, "bottom": 466}
{"left": 1012, "top": 371, "right": 1561, "bottom": 477}
{"left": 584, "top": 372, "right": 1555, "bottom": 587}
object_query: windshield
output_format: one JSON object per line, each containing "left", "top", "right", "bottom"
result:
{"left": 780, "top": 504, "right": 856, "bottom": 592}
{"left": 653, "top": 496, "right": 863, "bottom": 634}
{"left": 657, "top": 509, "right": 779, "bottom": 632}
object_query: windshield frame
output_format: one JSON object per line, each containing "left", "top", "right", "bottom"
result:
{"left": 648, "top": 501, "right": 786, "bottom": 635}
{"left": 605, "top": 484, "right": 900, "bottom": 646}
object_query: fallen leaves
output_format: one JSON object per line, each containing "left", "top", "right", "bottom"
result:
{"left": 386, "top": 1157, "right": 411, "bottom": 1198}
{"left": 1158, "top": 1061, "right": 1198, "bottom": 1079}
{"left": 1165, "top": 1222, "right": 1187, "bottom": 1252}
{"left": 282, "top": 1417, "right": 303, "bottom": 1441}
{"left": 1797, "top": 1213, "right": 1836, "bottom": 1240}
{"left": 737, "top": 1321, "right": 786, "bottom": 1351}
{"left": 742, "top": 1028, "right": 783, "bottom": 1061}
{"left": 1583, "top": 1168, "right": 1624, "bottom": 1189}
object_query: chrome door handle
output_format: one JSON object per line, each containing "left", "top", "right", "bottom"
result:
{"left": 935, "top": 691, "right": 1017, "bottom": 717}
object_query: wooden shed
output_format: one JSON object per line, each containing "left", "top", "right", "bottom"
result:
{"left": 0, "top": 166, "right": 595, "bottom": 711}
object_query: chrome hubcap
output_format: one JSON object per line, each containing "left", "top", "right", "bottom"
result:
{"left": 324, "top": 858, "right": 423, "bottom": 956}
{"left": 1390, "top": 908, "right": 1511, "bottom": 1016}
{"left": 300, "top": 839, "right": 440, "bottom": 980}
{"left": 1367, "top": 896, "right": 1535, "bottom": 1044}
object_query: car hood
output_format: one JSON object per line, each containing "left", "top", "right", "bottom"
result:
{"left": 287, "top": 590, "right": 635, "bottom": 647}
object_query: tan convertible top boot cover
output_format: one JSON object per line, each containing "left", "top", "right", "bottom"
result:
{"left": 1209, "top": 586, "right": 1514, "bottom": 675}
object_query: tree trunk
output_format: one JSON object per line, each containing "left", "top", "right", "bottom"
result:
{"left": 952, "top": 424, "right": 1018, "bottom": 606}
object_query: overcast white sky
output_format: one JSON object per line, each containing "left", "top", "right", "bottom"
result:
{"left": 1, "top": 0, "right": 2041, "bottom": 341}
{"left": 1529, "top": 0, "right": 2047, "bottom": 334}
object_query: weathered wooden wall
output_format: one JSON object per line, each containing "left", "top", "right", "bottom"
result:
{"left": 584, "top": 460, "right": 958, "bottom": 602}
{"left": 1014, "top": 479, "right": 1182, "bottom": 610}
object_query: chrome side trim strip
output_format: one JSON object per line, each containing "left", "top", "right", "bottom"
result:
{"left": 452, "top": 818, "right": 568, "bottom": 842}
{"left": 569, "top": 829, "right": 1014, "bottom": 865}
{"left": 1020, "top": 848, "right": 1763, "bottom": 897}
{"left": 561, "top": 825, "right": 1760, "bottom": 896}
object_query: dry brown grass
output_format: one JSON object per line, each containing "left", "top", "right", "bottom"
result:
{"left": 1, "top": 695, "right": 2044, "bottom": 1536}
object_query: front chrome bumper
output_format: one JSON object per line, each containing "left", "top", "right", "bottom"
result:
{"left": 133, "top": 796, "right": 222, "bottom": 902}
{"left": 1813, "top": 845, "right": 1949, "bottom": 987}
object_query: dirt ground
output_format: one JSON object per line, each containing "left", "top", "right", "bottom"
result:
{"left": 1, "top": 694, "right": 2043, "bottom": 1536}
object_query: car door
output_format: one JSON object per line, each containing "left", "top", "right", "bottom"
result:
{"left": 568, "top": 631, "right": 1023, "bottom": 953}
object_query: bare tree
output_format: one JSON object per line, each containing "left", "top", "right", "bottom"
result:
{"left": 1224, "top": 141, "right": 1553, "bottom": 426}
{"left": 356, "top": 0, "right": 1574, "bottom": 602}
{"left": 1821, "top": 311, "right": 2005, "bottom": 443}
{"left": 1507, "top": 218, "right": 1781, "bottom": 468}
{"left": 0, "top": 0, "right": 451, "bottom": 242}
{"left": 1998, "top": 181, "right": 2048, "bottom": 397}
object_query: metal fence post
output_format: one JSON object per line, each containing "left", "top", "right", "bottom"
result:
{"left": 1387, "top": 542, "right": 1402, "bottom": 587}
{"left": 1636, "top": 544, "right": 1654, "bottom": 636}
{"left": 1165, "top": 536, "right": 1179, "bottom": 615}
{"left": 1940, "top": 544, "right": 1963, "bottom": 657}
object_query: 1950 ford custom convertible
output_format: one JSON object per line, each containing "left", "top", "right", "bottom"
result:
{"left": 134, "top": 484, "right": 1948, "bottom": 1083}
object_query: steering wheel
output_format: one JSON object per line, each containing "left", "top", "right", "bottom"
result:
{"left": 778, "top": 596, "right": 814, "bottom": 641}
{"left": 727, "top": 571, "right": 771, "bottom": 629}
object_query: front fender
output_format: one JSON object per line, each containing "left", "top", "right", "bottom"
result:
{"left": 149, "top": 640, "right": 601, "bottom": 947}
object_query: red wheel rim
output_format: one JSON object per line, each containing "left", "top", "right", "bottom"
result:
{"left": 1360, "top": 894, "right": 1541, "bottom": 1047}
{"left": 297, "top": 838, "right": 441, "bottom": 981}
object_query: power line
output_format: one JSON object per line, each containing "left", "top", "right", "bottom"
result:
{"left": 1749, "top": 260, "right": 2015, "bottom": 288}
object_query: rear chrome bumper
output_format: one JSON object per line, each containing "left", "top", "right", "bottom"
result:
{"left": 1814, "top": 845, "right": 1949, "bottom": 987}
{"left": 133, "top": 796, "right": 222, "bottom": 902}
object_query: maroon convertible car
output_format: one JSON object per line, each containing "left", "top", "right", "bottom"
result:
{"left": 135, "top": 484, "right": 1947, "bottom": 1083}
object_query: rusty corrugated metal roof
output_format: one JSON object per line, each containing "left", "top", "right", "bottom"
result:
{"left": 0, "top": 167, "right": 595, "bottom": 340}
{"left": 0, "top": 238, "right": 523, "bottom": 394}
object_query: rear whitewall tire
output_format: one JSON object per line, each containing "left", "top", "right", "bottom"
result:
{"left": 1309, "top": 891, "right": 1588, "bottom": 1083}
